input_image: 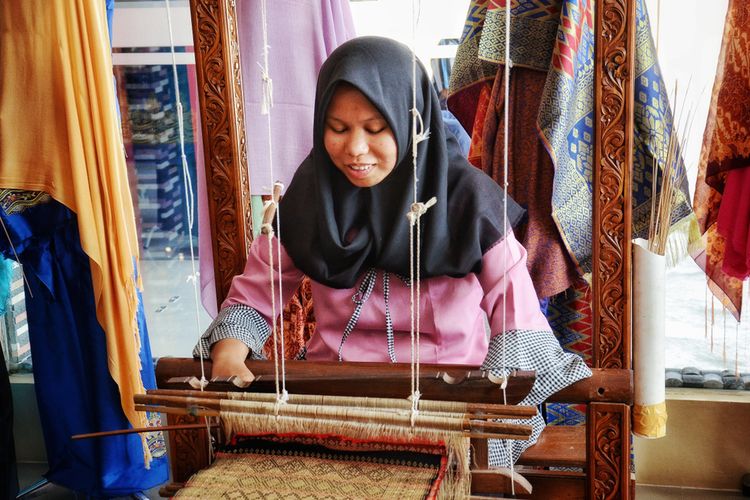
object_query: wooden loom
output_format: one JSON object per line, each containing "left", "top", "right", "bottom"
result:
{"left": 174, "top": 0, "right": 639, "bottom": 497}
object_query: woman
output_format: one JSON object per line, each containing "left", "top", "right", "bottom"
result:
{"left": 195, "top": 36, "right": 590, "bottom": 464}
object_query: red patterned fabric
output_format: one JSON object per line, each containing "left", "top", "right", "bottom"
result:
{"left": 263, "top": 276, "right": 316, "bottom": 360}
{"left": 692, "top": 0, "right": 750, "bottom": 320}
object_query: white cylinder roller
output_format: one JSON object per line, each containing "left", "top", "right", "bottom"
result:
{"left": 632, "top": 238, "right": 668, "bottom": 438}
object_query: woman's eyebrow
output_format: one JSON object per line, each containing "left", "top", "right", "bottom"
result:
{"left": 326, "top": 115, "right": 385, "bottom": 123}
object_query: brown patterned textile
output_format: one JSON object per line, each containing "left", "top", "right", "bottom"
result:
{"left": 691, "top": 0, "right": 750, "bottom": 320}
{"left": 174, "top": 435, "right": 447, "bottom": 499}
{"left": 263, "top": 276, "right": 316, "bottom": 360}
{"left": 481, "top": 66, "right": 580, "bottom": 298}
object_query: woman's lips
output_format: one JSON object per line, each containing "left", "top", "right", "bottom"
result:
{"left": 347, "top": 163, "right": 374, "bottom": 178}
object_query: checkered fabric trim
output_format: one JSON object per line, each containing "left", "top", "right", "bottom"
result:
{"left": 193, "top": 304, "right": 272, "bottom": 360}
{"left": 481, "top": 328, "right": 592, "bottom": 466}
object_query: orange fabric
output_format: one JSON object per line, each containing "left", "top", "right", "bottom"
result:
{"left": 0, "top": 0, "right": 149, "bottom": 450}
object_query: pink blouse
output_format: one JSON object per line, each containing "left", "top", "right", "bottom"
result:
{"left": 222, "top": 231, "right": 550, "bottom": 365}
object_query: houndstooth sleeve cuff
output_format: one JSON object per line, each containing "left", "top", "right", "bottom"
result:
{"left": 481, "top": 329, "right": 592, "bottom": 466}
{"left": 192, "top": 304, "right": 272, "bottom": 361}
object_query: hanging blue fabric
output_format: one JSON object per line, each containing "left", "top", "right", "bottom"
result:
{"left": 0, "top": 196, "right": 168, "bottom": 497}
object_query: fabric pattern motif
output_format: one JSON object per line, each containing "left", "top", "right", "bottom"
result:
{"left": 0, "top": 190, "right": 52, "bottom": 215}
{"left": 451, "top": 0, "right": 694, "bottom": 275}
{"left": 544, "top": 278, "right": 593, "bottom": 364}
{"left": 174, "top": 436, "right": 447, "bottom": 499}
{"left": 479, "top": 5, "right": 559, "bottom": 71}
{"left": 263, "top": 277, "right": 316, "bottom": 361}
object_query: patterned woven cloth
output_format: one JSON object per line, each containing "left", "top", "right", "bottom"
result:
{"left": 691, "top": 0, "right": 750, "bottom": 320}
{"left": 448, "top": 0, "right": 695, "bottom": 274}
{"left": 174, "top": 435, "right": 449, "bottom": 499}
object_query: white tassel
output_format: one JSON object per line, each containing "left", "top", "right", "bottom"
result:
{"left": 258, "top": 61, "right": 274, "bottom": 116}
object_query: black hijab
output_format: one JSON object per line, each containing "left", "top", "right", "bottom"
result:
{"left": 278, "top": 36, "right": 523, "bottom": 289}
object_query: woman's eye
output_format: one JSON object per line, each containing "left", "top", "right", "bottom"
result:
{"left": 328, "top": 125, "right": 347, "bottom": 134}
{"left": 366, "top": 126, "right": 387, "bottom": 134}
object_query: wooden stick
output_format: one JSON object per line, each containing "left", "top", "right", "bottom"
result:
{"left": 134, "top": 403, "right": 531, "bottom": 440}
{"left": 147, "top": 388, "right": 538, "bottom": 419}
{"left": 135, "top": 394, "right": 532, "bottom": 437}
{"left": 71, "top": 423, "right": 219, "bottom": 441}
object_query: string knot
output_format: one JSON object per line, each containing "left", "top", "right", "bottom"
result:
{"left": 410, "top": 108, "right": 430, "bottom": 144}
{"left": 406, "top": 197, "right": 437, "bottom": 225}
{"left": 408, "top": 391, "right": 422, "bottom": 426}
{"left": 258, "top": 61, "right": 274, "bottom": 115}
{"left": 273, "top": 390, "right": 289, "bottom": 416}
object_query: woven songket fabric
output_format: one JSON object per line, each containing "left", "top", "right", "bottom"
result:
{"left": 448, "top": 0, "right": 695, "bottom": 274}
{"left": 691, "top": 0, "right": 750, "bottom": 320}
{"left": 175, "top": 435, "right": 454, "bottom": 499}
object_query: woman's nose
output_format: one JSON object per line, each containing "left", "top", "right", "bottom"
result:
{"left": 345, "top": 130, "right": 369, "bottom": 157}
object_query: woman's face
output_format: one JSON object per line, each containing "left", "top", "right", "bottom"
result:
{"left": 323, "top": 85, "right": 398, "bottom": 188}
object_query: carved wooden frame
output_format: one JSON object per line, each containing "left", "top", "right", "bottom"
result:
{"left": 188, "top": 0, "right": 636, "bottom": 497}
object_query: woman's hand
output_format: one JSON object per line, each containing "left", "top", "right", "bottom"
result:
{"left": 210, "top": 338, "right": 255, "bottom": 386}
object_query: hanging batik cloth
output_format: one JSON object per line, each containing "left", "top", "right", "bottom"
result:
{"left": 0, "top": 0, "right": 168, "bottom": 494}
{"left": 449, "top": 0, "right": 695, "bottom": 279}
{"left": 692, "top": 0, "right": 750, "bottom": 320}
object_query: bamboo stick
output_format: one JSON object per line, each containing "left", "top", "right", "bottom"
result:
{"left": 135, "top": 395, "right": 531, "bottom": 439}
{"left": 135, "top": 394, "right": 532, "bottom": 438}
{"left": 147, "top": 388, "right": 538, "bottom": 419}
{"left": 71, "top": 423, "right": 218, "bottom": 441}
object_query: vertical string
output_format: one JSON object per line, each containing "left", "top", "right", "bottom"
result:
{"left": 409, "top": 0, "right": 421, "bottom": 418}
{"left": 502, "top": 0, "right": 515, "bottom": 492}
{"left": 723, "top": 305, "right": 727, "bottom": 367}
{"left": 266, "top": 223, "right": 281, "bottom": 399}
{"left": 259, "top": 0, "right": 288, "bottom": 404}
{"left": 165, "top": 0, "right": 212, "bottom": 457}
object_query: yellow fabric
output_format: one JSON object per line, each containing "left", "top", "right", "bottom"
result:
{"left": 0, "top": 0, "right": 149, "bottom": 451}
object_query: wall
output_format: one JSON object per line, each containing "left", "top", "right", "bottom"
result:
{"left": 635, "top": 389, "right": 750, "bottom": 491}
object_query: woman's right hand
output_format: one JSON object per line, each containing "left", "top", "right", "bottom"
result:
{"left": 210, "top": 338, "right": 256, "bottom": 386}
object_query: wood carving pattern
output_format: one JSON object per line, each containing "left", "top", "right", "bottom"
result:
{"left": 594, "top": 0, "right": 634, "bottom": 370}
{"left": 226, "top": 0, "right": 253, "bottom": 251}
{"left": 588, "top": 404, "right": 630, "bottom": 500}
{"left": 191, "top": 0, "right": 251, "bottom": 304}
{"left": 166, "top": 414, "right": 211, "bottom": 483}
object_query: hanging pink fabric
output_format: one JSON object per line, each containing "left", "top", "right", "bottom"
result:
{"left": 716, "top": 166, "right": 750, "bottom": 280}
{"left": 198, "top": 1, "right": 356, "bottom": 316}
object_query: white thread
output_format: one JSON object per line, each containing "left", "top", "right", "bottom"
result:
{"left": 259, "top": 0, "right": 273, "bottom": 116}
{"left": 502, "top": 0, "right": 515, "bottom": 492}
{"left": 259, "top": 0, "right": 288, "bottom": 403}
{"left": 165, "top": 0, "right": 212, "bottom": 458}
{"left": 266, "top": 224, "right": 282, "bottom": 401}
{"left": 409, "top": 0, "right": 423, "bottom": 424}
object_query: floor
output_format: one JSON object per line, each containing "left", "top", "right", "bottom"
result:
{"left": 15, "top": 463, "right": 748, "bottom": 499}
